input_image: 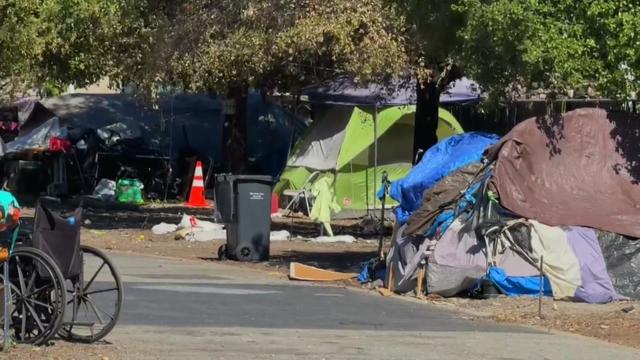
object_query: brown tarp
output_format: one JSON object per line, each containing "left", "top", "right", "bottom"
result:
{"left": 14, "top": 98, "right": 56, "bottom": 134}
{"left": 403, "top": 162, "right": 483, "bottom": 236}
{"left": 485, "top": 108, "right": 640, "bottom": 238}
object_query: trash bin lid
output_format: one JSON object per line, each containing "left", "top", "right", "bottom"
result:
{"left": 232, "top": 175, "right": 273, "bottom": 182}
{"left": 215, "top": 174, "right": 273, "bottom": 183}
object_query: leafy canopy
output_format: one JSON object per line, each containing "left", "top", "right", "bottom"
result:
{"left": 109, "top": 0, "right": 409, "bottom": 97}
{"left": 0, "top": 0, "right": 126, "bottom": 100}
{"left": 3, "top": 0, "right": 639, "bottom": 104}
{"left": 0, "top": 0, "right": 48, "bottom": 98}
{"left": 456, "top": 0, "right": 640, "bottom": 100}
{"left": 393, "top": 0, "right": 640, "bottom": 101}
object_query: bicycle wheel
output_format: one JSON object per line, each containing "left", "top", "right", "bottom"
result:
{"left": 0, "top": 247, "right": 66, "bottom": 345}
{"left": 59, "top": 245, "right": 123, "bottom": 343}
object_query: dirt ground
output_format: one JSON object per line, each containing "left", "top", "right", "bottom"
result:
{"left": 7, "top": 342, "right": 119, "bottom": 360}
{"left": 76, "top": 206, "right": 640, "bottom": 350}
{"left": 25, "top": 203, "right": 384, "bottom": 277}
{"left": 433, "top": 296, "right": 640, "bottom": 349}
{"left": 7, "top": 203, "right": 640, "bottom": 357}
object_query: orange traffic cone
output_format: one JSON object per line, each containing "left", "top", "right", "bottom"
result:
{"left": 186, "top": 161, "right": 211, "bottom": 208}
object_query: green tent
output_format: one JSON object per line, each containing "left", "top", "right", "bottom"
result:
{"left": 275, "top": 105, "right": 463, "bottom": 217}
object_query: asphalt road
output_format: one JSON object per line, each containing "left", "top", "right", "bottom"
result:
{"left": 100, "top": 252, "right": 640, "bottom": 360}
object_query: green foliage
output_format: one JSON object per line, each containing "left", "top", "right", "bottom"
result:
{"left": 3, "top": 0, "right": 638, "bottom": 105}
{"left": 38, "top": 0, "right": 126, "bottom": 89}
{"left": 393, "top": 0, "right": 639, "bottom": 102}
{"left": 110, "top": 0, "right": 409, "bottom": 97}
{"left": 0, "top": 0, "right": 47, "bottom": 99}
{"left": 389, "top": 0, "right": 464, "bottom": 64}
{"left": 0, "top": 0, "right": 126, "bottom": 100}
{"left": 455, "top": 0, "right": 640, "bottom": 101}
{"left": 2, "top": 0, "right": 410, "bottom": 102}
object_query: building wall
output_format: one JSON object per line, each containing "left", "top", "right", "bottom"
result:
{"left": 65, "top": 77, "right": 119, "bottom": 95}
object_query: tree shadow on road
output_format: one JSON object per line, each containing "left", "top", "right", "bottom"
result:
{"left": 268, "top": 250, "right": 376, "bottom": 273}
{"left": 201, "top": 249, "right": 376, "bottom": 274}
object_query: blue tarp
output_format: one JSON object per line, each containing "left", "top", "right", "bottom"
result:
{"left": 159, "top": 92, "right": 306, "bottom": 177}
{"left": 42, "top": 93, "right": 306, "bottom": 178}
{"left": 162, "top": 94, "right": 225, "bottom": 171}
{"left": 247, "top": 93, "right": 308, "bottom": 178}
{"left": 488, "top": 267, "right": 552, "bottom": 297}
{"left": 390, "top": 132, "right": 500, "bottom": 224}
{"left": 357, "top": 260, "right": 386, "bottom": 284}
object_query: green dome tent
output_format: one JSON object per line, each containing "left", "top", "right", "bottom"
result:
{"left": 275, "top": 105, "right": 464, "bottom": 218}
{"left": 276, "top": 77, "right": 478, "bottom": 233}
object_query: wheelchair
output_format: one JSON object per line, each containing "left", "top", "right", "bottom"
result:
{"left": 1, "top": 201, "right": 123, "bottom": 345}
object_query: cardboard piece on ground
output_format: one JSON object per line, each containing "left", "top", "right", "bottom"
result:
{"left": 377, "top": 287, "right": 393, "bottom": 297}
{"left": 289, "top": 262, "right": 357, "bottom": 282}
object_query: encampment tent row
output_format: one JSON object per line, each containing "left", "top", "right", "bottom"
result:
{"left": 275, "top": 77, "right": 481, "bottom": 230}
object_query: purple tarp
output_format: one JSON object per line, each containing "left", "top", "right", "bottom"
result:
{"left": 565, "top": 227, "right": 625, "bottom": 303}
{"left": 302, "top": 76, "right": 481, "bottom": 106}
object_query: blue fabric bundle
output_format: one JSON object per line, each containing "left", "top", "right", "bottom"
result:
{"left": 488, "top": 267, "right": 553, "bottom": 297}
{"left": 390, "top": 132, "right": 500, "bottom": 224}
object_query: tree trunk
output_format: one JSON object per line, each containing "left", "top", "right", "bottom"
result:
{"left": 413, "top": 79, "right": 440, "bottom": 163}
{"left": 223, "top": 85, "right": 249, "bottom": 174}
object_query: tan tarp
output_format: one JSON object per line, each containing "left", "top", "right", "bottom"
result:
{"left": 486, "top": 108, "right": 640, "bottom": 238}
{"left": 502, "top": 220, "right": 581, "bottom": 299}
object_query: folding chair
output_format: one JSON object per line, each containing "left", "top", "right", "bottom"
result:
{"left": 282, "top": 171, "right": 321, "bottom": 216}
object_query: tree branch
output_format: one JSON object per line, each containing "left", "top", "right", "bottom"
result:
{"left": 435, "top": 63, "right": 462, "bottom": 92}
{"left": 0, "top": 78, "right": 11, "bottom": 91}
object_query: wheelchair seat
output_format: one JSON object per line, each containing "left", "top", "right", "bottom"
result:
{"left": 30, "top": 202, "right": 83, "bottom": 280}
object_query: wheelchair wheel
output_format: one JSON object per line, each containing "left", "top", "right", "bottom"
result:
{"left": 0, "top": 247, "right": 66, "bottom": 345}
{"left": 59, "top": 245, "right": 123, "bottom": 343}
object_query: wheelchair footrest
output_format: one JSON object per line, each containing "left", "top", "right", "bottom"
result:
{"left": 62, "top": 321, "right": 95, "bottom": 328}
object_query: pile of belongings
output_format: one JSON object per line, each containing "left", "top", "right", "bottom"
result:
{"left": 385, "top": 108, "right": 640, "bottom": 303}
{"left": 3, "top": 98, "right": 68, "bottom": 155}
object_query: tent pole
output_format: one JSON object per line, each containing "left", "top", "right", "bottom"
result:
{"left": 373, "top": 104, "right": 378, "bottom": 214}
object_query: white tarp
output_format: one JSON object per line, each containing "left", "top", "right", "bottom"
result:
{"left": 503, "top": 220, "right": 582, "bottom": 300}
{"left": 97, "top": 121, "right": 143, "bottom": 146}
{"left": 6, "top": 117, "right": 63, "bottom": 154}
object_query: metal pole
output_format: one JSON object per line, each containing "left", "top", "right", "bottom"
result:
{"left": 164, "top": 95, "right": 175, "bottom": 202}
{"left": 538, "top": 255, "right": 544, "bottom": 319}
{"left": 280, "top": 94, "right": 298, "bottom": 178}
{"left": 377, "top": 171, "right": 388, "bottom": 260}
{"left": 3, "top": 261, "right": 10, "bottom": 351}
{"left": 373, "top": 105, "right": 378, "bottom": 213}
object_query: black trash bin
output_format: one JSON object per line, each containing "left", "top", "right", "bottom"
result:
{"left": 215, "top": 174, "right": 273, "bottom": 261}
